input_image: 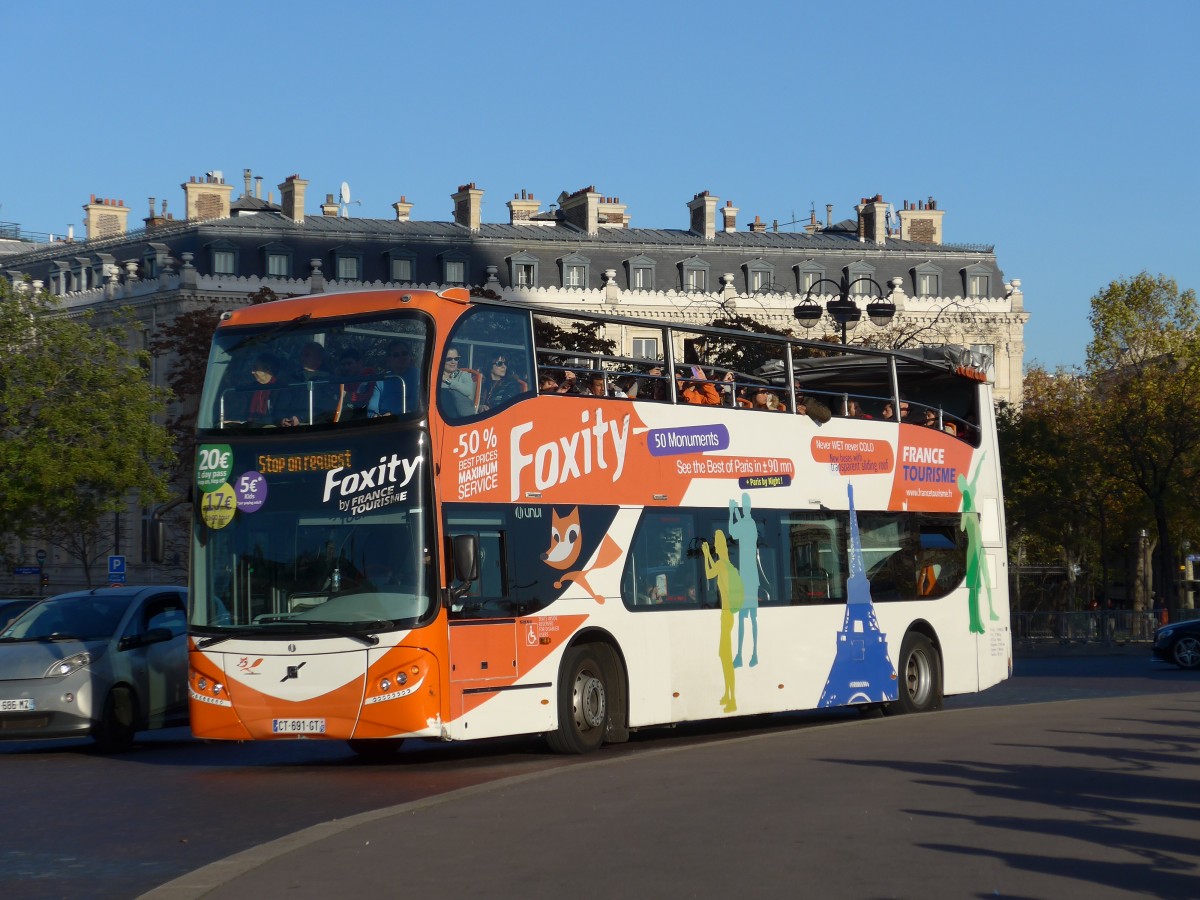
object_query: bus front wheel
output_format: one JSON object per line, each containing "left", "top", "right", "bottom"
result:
{"left": 889, "top": 632, "right": 942, "bottom": 714}
{"left": 547, "top": 647, "right": 608, "bottom": 754}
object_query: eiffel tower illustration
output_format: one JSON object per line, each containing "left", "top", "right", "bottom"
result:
{"left": 818, "top": 483, "right": 898, "bottom": 707}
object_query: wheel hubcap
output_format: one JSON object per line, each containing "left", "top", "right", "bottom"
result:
{"left": 572, "top": 670, "right": 606, "bottom": 730}
{"left": 905, "top": 649, "right": 931, "bottom": 705}
{"left": 1174, "top": 637, "right": 1200, "bottom": 667}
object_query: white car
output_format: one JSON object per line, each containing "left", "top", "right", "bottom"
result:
{"left": 0, "top": 586, "right": 188, "bottom": 751}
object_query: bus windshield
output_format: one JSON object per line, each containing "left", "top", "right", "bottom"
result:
{"left": 197, "top": 310, "right": 430, "bottom": 430}
{"left": 189, "top": 429, "right": 435, "bottom": 634}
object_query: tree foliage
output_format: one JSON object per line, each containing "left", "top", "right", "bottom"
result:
{"left": 0, "top": 280, "right": 175, "bottom": 581}
{"left": 1086, "top": 273, "right": 1200, "bottom": 608}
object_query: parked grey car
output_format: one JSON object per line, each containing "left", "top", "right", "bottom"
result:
{"left": 0, "top": 586, "right": 188, "bottom": 751}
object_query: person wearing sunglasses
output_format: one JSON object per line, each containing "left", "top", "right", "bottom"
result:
{"left": 478, "top": 352, "right": 523, "bottom": 411}
{"left": 439, "top": 348, "right": 476, "bottom": 417}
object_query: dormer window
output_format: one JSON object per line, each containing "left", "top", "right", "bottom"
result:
{"left": 333, "top": 250, "right": 361, "bottom": 280}
{"left": 913, "top": 261, "right": 942, "bottom": 297}
{"left": 207, "top": 240, "right": 239, "bottom": 276}
{"left": 440, "top": 249, "right": 470, "bottom": 285}
{"left": 559, "top": 252, "right": 590, "bottom": 289}
{"left": 846, "top": 262, "right": 876, "bottom": 294}
{"left": 263, "top": 243, "right": 292, "bottom": 278}
{"left": 679, "top": 256, "right": 710, "bottom": 293}
{"left": 963, "top": 264, "right": 991, "bottom": 298}
{"left": 386, "top": 247, "right": 417, "bottom": 283}
{"left": 795, "top": 261, "right": 824, "bottom": 294}
{"left": 744, "top": 259, "right": 775, "bottom": 293}
{"left": 624, "top": 254, "right": 656, "bottom": 290}
{"left": 508, "top": 251, "right": 540, "bottom": 288}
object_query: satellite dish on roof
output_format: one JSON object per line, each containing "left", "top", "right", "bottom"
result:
{"left": 337, "top": 181, "right": 360, "bottom": 218}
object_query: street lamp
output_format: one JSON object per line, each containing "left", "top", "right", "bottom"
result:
{"left": 792, "top": 276, "right": 896, "bottom": 345}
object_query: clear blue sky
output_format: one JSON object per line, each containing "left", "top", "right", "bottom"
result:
{"left": 4, "top": 0, "right": 1197, "bottom": 371}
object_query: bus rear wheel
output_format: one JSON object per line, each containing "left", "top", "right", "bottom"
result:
{"left": 547, "top": 647, "right": 608, "bottom": 754}
{"left": 889, "top": 632, "right": 942, "bottom": 714}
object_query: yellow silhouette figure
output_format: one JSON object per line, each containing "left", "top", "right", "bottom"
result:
{"left": 702, "top": 530, "right": 744, "bottom": 713}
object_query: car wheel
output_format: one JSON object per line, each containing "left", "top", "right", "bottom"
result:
{"left": 888, "top": 632, "right": 943, "bottom": 714}
{"left": 546, "top": 646, "right": 609, "bottom": 754}
{"left": 93, "top": 686, "right": 137, "bottom": 753}
{"left": 346, "top": 738, "right": 405, "bottom": 759}
{"left": 1170, "top": 635, "right": 1200, "bottom": 670}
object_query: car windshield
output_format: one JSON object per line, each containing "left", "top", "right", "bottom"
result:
{"left": 1, "top": 594, "right": 130, "bottom": 641}
{"left": 197, "top": 310, "right": 431, "bottom": 430}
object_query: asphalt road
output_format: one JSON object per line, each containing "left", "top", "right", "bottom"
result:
{"left": 2, "top": 649, "right": 1196, "bottom": 899}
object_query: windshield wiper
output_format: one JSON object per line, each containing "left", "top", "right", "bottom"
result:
{"left": 196, "top": 619, "right": 382, "bottom": 649}
{"left": 284, "top": 620, "right": 382, "bottom": 646}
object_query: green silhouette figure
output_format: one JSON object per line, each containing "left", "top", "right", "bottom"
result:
{"left": 703, "top": 530, "right": 744, "bottom": 713}
{"left": 957, "top": 454, "right": 999, "bottom": 634}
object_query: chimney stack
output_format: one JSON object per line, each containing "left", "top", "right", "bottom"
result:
{"left": 83, "top": 195, "right": 131, "bottom": 240}
{"left": 451, "top": 182, "right": 484, "bottom": 231}
{"left": 392, "top": 195, "right": 413, "bottom": 222}
{"left": 897, "top": 197, "right": 945, "bottom": 245}
{"left": 507, "top": 189, "right": 541, "bottom": 224}
{"left": 720, "top": 200, "right": 738, "bottom": 233}
{"left": 321, "top": 193, "right": 340, "bottom": 217}
{"left": 558, "top": 186, "right": 601, "bottom": 234}
{"left": 687, "top": 191, "right": 720, "bottom": 240}
{"left": 598, "top": 195, "right": 628, "bottom": 228}
{"left": 278, "top": 174, "right": 308, "bottom": 223}
{"left": 748, "top": 215, "right": 768, "bottom": 234}
{"left": 856, "top": 194, "right": 888, "bottom": 244}
{"left": 181, "top": 172, "right": 234, "bottom": 221}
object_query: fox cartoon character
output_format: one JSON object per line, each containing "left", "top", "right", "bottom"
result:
{"left": 542, "top": 507, "right": 622, "bottom": 605}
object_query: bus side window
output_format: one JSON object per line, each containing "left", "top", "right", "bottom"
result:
{"left": 622, "top": 511, "right": 704, "bottom": 610}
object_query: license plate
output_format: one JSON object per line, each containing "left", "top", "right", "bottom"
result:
{"left": 0, "top": 699, "right": 34, "bottom": 712}
{"left": 272, "top": 718, "right": 325, "bottom": 734}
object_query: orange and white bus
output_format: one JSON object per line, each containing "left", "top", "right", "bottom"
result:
{"left": 185, "top": 287, "right": 1010, "bottom": 754}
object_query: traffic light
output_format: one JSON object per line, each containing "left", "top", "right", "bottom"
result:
{"left": 41, "top": 574, "right": 49, "bottom": 588}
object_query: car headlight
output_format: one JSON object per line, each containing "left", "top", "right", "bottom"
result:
{"left": 45, "top": 651, "right": 91, "bottom": 678}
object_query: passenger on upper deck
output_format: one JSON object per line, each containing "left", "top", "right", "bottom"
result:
{"left": 478, "top": 352, "right": 524, "bottom": 411}
{"left": 335, "top": 348, "right": 376, "bottom": 420}
{"left": 439, "top": 347, "right": 477, "bottom": 417}
{"left": 675, "top": 366, "right": 720, "bottom": 406}
{"left": 751, "top": 387, "right": 784, "bottom": 411}
{"left": 585, "top": 371, "right": 627, "bottom": 399}
{"left": 245, "top": 352, "right": 282, "bottom": 423}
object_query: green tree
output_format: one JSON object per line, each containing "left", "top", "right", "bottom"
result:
{"left": 997, "top": 365, "right": 1129, "bottom": 610}
{"left": 0, "top": 280, "right": 175, "bottom": 584}
{"left": 1087, "top": 272, "right": 1200, "bottom": 611}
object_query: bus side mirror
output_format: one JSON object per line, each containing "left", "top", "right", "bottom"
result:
{"left": 452, "top": 534, "right": 479, "bottom": 585}
{"left": 149, "top": 492, "right": 192, "bottom": 565}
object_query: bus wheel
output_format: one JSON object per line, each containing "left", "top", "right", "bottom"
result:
{"left": 93, "top": 686, "right": 137, "bottom": 753}
{"left": 347, "top": 738, "right": 405, "bottom": 759}
{"left": 547, "top": 647, "right": 608, "bottom": 754}
{"left": 889, "top": 632, "right": 942, "bottom": 715}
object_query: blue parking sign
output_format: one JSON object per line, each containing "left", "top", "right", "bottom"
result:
{"left": 108, "top": 555, "right": 126, "bottom": 577}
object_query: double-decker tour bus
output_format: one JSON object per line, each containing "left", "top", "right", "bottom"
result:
{"left": 185, "top": 287, "right": 1010, "bottom": 754}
